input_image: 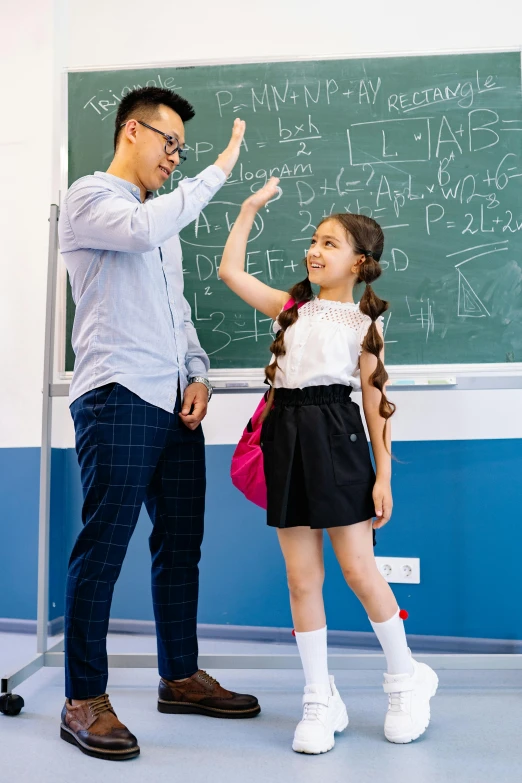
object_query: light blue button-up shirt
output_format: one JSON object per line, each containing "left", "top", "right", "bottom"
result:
{"left": 59, "top": 165, "right": 226, "bottom": 412}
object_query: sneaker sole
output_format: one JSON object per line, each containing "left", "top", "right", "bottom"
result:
{"left": 385, "top": 671, "right": 439, "bottom": 744}
{"left": 157, "top": 700, "right": 261, "bottom": 719}
{"left": 292, "top": 707, "right": 349, "bottom": 754}
{"left": 60, "top": 725, "right": 140, "bottom": 761}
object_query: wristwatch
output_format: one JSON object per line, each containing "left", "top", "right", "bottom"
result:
{"left": 188, "top": 376, "right": 213, "bottom": 402}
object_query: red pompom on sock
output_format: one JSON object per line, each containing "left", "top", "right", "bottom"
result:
{"left": 291, "top": 629, "right": 296, "bottom": 637}
{"left": 399, "top": 609, "right": 409, "bottom": 620}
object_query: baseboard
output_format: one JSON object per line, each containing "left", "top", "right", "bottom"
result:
{"left": 0, "top": 617, "right": 64, "bottom": 636}
{"left": 200, "top": 624, "right": 522, "bottom": 654}
{"left": 2, "top": 618, "right": 520, "bottom": 654}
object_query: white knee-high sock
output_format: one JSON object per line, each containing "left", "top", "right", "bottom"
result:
{"left": 370, "top": 609, "right": 414, "bottom": 675}
{"left": 294, "top": 627, "right": 330, "bottom": 689}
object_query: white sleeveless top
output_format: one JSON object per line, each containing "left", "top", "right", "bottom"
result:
{"left": 272, "top": 298, "right": 382, "bottom": 391}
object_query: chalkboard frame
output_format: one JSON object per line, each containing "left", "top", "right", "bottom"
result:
{"left": 57, "top": 47, "right": 522, "bottom": 389}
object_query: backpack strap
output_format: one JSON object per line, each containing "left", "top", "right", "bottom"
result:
{"left": 283, "top": 297, "right": 305, "bottom": 311}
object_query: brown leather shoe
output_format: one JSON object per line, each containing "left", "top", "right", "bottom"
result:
{"left": 158, "top": 670, "right": 261, "bottom": 719}
{"left": 60, "top": 694, "right": 140, "bottom": 760}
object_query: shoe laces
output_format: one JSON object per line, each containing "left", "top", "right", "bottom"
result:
{"left": 198, "top": 670, "right": 218, "bottom": 687}
{"left": 89, "top": 694, "right": 115, "bottom": 719}
{"left": 388, "top": 691, "right": 408, "bottom": 712}
{"left": 303, "top": 701, "right": 327, "bottom": 722}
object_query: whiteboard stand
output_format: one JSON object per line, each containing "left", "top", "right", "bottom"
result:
{"left": 2, "top": 205, "right": 522, "bottom": 719}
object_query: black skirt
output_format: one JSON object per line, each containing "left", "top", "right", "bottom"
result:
{"left": 261, "top": 384, "right": 376, "bottom": 532}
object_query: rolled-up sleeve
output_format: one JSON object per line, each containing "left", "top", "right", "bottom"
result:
{"left": 63, "top": 165, "right": 226, "bottom": 253}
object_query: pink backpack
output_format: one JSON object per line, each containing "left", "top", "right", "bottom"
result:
{"left": 230, "top": 298, "right": 303, "bottom": 509}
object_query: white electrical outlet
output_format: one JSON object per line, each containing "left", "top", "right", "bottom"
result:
{"left": 375, "top": 557, "right": 420, "bottom": 584}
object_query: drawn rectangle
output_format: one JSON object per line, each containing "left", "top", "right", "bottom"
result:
{"left": 347, "top": 118, "right": 431, "bottom": 166}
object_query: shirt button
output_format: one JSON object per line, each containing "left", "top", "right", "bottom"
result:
{"left": 350, "top": 433, "right": 358, "bottom": 442}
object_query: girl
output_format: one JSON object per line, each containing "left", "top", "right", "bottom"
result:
{"left": 219, "top": 176, "right": 438, "bottom": 754}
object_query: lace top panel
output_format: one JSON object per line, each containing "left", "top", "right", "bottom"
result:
{"left": 273, "top": 298, "right": 384, "bottom": 390}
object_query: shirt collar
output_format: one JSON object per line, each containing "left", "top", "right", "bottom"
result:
{"left": 94, "top": 171, "right": 154, "bottom": 203}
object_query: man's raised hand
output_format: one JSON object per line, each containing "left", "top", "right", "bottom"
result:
{"left": 215, "top": 119, "right": 246, "bottom": 177}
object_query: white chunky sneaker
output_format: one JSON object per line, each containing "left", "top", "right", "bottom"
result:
{"left": 292, "top": 676, "right": 349, "bottom": 755}
{"left": 383, "top": 658, "right": 439, "bottom": 744}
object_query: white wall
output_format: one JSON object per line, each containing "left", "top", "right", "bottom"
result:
{"left": 0, "top": 0, "right": 56, "bottom": 447}
{"left": 3, "top": 0, "right": 521, "bottom": 449}
{"left": 66, "top": 0, "right": 520, "bottom": 67}
{"left": 51, "top": 388, "right": 522, "bottom": 449}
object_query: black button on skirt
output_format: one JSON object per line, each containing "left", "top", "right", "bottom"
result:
{"left": 261, "top": 384, "right": 376, "bottom": 532}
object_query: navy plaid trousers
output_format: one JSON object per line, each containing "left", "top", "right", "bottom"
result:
{"left": 66, "top": 383, "right": 206, "bottom": 699}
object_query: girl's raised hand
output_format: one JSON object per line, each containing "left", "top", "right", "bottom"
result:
{"left": 243, "top": 177, "right": 281, "bottom": 212}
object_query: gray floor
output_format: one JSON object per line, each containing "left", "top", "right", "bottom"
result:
{"left": 1, "top": 633, "right": 521, "bottom": 783}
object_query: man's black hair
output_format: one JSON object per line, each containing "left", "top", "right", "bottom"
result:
{"left": 114, "top": 86, "right": 195, "bottom": 150}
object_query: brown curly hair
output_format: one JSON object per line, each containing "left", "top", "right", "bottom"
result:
{"left": 261, "top": 213, "right": 396, "bottom": 444}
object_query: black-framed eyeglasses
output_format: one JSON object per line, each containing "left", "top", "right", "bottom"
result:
{"left": 121, "top": 120, "right": 188, "bottom": 163}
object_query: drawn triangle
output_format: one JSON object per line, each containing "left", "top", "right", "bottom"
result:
{"left": 458, "top": 271, "right": 490, "bottom": 317}
{"left": 463, "top": 288, "right": 481, "bottom": 313}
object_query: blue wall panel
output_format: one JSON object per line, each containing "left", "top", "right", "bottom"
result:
{"left": 1, "top": 440, "right": 521, "bottom": 641}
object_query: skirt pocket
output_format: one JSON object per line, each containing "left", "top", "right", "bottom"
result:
{"left": 260, "top": 440, "right": 275, "bottom": 484}
{"left": 329, "top": 431, "right": 374, "bottom": 486}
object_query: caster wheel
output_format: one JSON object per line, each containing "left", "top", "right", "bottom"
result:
{"left": 0, "top": 693, "right": 24, "bottom": 716}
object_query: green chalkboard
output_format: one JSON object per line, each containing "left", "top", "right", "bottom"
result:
{"left": 66, "top": 51, "right": 522, "bottom": 371}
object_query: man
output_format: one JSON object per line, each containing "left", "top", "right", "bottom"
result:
{"left": 58, "top": 87, "right": 256, "bottom": 761}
